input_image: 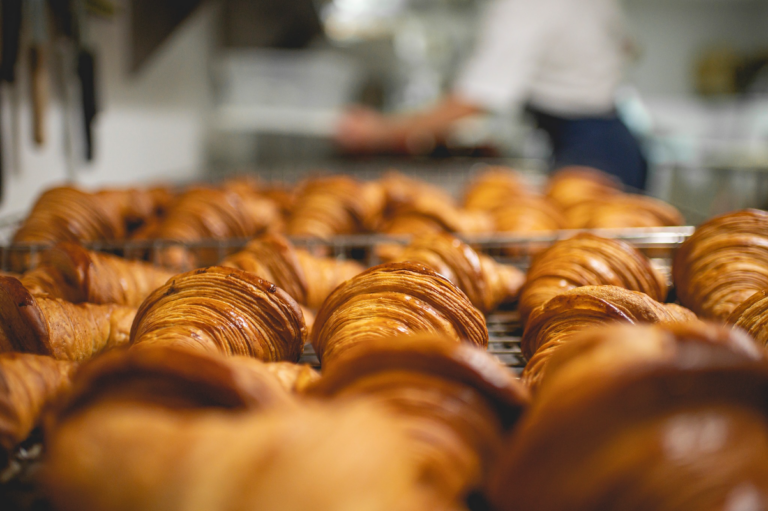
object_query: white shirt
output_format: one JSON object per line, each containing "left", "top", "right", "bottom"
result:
{"left": 455, "top": 0, "right": 630, "bottom": 118}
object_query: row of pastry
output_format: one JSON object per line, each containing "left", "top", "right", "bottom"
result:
{"left": 10, "top": 166, "right": 683, "bottom": 272}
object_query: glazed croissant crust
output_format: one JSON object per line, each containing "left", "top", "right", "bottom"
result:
{"left": 462, "top": 167, "right": 531, "bottom": 212}
{"left": 0, "top": 353, "right": 77, "bottom": 452}
{"left": 674, "top": 209, "right": 768, "bottom": 320}
{"left": 0, "top": 276, "right": 135, "bottom": 361}
{"left": 728, "top": 289, "right": 768, "bottom": 349}
{"left": 310, "top": 262, "right": 488, "bottom": 365}
{"left": 20, "top": 242, "right": 174, "bottom": 307}
{"left": 521, "top": 285, "right": 696, "bottom": 390}
{"left": 488, "top": 323, "right": 768, "bottom": 511}
{"left": 519, "top": 233, "right": 667, "bottom": 322}
{"left": 130, "top": 267, "right": 307, "bottom": 361}
{"left": 309, "top": 335, "right": 529, "bottom": 501}
{"left": 386, "top": 233, "right": 524, "bottom": 313}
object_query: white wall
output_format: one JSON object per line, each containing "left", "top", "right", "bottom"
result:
{"left": 0, "top": 1, "right": 215, "bottom": 217}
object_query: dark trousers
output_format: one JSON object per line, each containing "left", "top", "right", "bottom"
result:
{"left": 528, "top": 107, "right": 648, "bottom": 190}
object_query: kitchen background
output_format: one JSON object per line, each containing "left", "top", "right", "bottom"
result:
{"left": 2, "top": 0, "right": 767, "bottom": 219}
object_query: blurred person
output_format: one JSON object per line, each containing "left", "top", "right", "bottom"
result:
{"left": 335, "top": 0, "right": 647, "bottom": 190}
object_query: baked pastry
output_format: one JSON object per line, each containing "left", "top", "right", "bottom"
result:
{"left": 130, "top": 267, "right": 306, "bottom": 361}
{"left": 379, "top": 170, "right": 455, "bottom": 212}
{"left": 310, "top": 262, "right": 488, "bottom": 365}
{"left": 309, "top": 335, "right": 529, "bottom": 501}
{"left": 536, "top": 322, "right": 763, "bottom": 401}
{"left": 545, "top": 166, "right": 621, "bottom": 211}
{"left": 262, "top": 362, "right": 320, "bottom": 393}
{"left": 387, "top": 233, "right": 524, "bottom": 313}
{"left": 135, "top": 187, "right": 280, "bottom": 270}
{"left": 674, "top": 209, "right": 768, "bottom": 320}
{"left": 46, "top": 401, "right": 440, "bottom": 511}
{"left": 20, "top": 242, "right": 174, "bottom": 307}
{"left": 519, "top": 233, "right": 667, "bottom": 322}
{"left": 564, "top": 194, "right": 685, "bottom": 229}
{"left": 521, "top": 286, "right": 696, "bottom": 390}
{"left": 221, "top": 234, "right": 309, "bottom": 306}
{"left": 382, "top": 194, "right": 494, "bottom": 236}
{"left": 286, "top": 176, "right": 383, "bottom": 238}
{"left": 491, "top": 196, "right": 566, "bottom": 252}
{"left": 728, "top": 289, "right": 768, "bottom": 349}
{"left": 294, "top": 249, "right": 364, "bottom": 309}
{"left": 59, "top": 346, "right": 294, "bottom": 417}
{"left": 220, "top": 234, "right": 364, "bottom": 310}
{"left": 487, "top": 324, "right": 768, "bottom": 511}
{"left": 0, "top": 353, "right": 76, "bottom": 453}
{"left": 94, "top": 186, "right": 173, "bottom": 232}
{"left": 463, "top": 167, "right": 531, "bottom": 211}
{"left": 0, "top": 276, "right": 135, "bottom": 361}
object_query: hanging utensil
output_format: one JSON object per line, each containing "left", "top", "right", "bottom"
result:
{"left": 28, "top": 0, "right": 50, "bottom": 146}
{"left": 74, "top": 0, "right": 97, "bottom": 161}
{"left": 0, "top": 0, "right": 22, "bottom": 202}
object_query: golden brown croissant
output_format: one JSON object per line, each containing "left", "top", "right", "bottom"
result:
{"left": 130, "top": 266, "right": 306, "bottom": 361}
{"left": 521, "top": 285, "right": 696, "bottom": 390}
{"left": 463, "top": 167, "right": 531, "bottom": 211}
{"left": 11, "top": 187, "right": 125, "bottom": 262}
{"left": 46, "top": 400, "right": 441, "bottom": 511}
{"left": 262, "top": 361, "right": 320, "bottom": 393}
{"left": 545, "top": 166, "right": 621, "bottom": 211}
{"left": 220, "top": 234, "right": 309, "bottom": 306}
{"left": 728, "top": 289, "right": 768, "bottom": 349}
{"left": 378, "top": 170, "right": 455, "bottom": 212}
{"left": 294, "top": 249, "right": 364, "bottom": 310}
{"left": 383, "top": 194, "right": 494, "bottom": 236}
{"left": 19, "top": 242, "right": 174, "bottom": 307}
{"left": 60, "top": 346, "right": 294, "bottom": 416}
{"left": 0, "top": 353, "right": 77, "bottom": 453}
{"left": 135, "top": 187, "right": 280, "bottom": 270}
{"left": 388, "top": 233, "right": 524, "bottom": 313}
{"left": 564, "top": 193, "right": 685, "bottom": 229}
{"left": 286, "top": 176, "right": 381, "bottom": 238}
{"left": 310, "top": 262, "right": 488, "bottom": 365}
{"left": 536, "top": 322, "right": 763, "bottom": 402}
{"left": 492, "top": 195, "right": 565, "bottom": 237}
{"left": 0, "top": 276, "right": 135, "bottom": 361}
{"left": 519, "top": 233, "right": 667, "bottom": 322}
{"left": 674, "top": 209, "right": 768, "bottom": 320}
{"left": 94, "top": 186, "right": 173, "bottom": 232}
{"left": 487, "top": 325, "right": 768, "bottom": 511}
{"left": 309, "top": 335, "right": 529, "bottom": 501}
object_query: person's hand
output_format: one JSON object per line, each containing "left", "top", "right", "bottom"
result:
{"left": 334, "top": 106, "right": 397, "bottom": 154}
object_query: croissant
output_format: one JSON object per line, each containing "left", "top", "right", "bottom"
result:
{"left": 0, "top": 276, "right": 135, "bottom": 361}
{"left": 536, "top": 322, "right": 763, "bottom": 402}
{"left": 521, "top": 285, "right": 696, "bottom": 390}
{"left": 388, "top": 233, "right": 524, "bottom": 313}
{"left": 294, "top": 249, "right": 364, "bottom": 309}
{"left": 673, "top": 209, "right": 768, "bottom": 320}
{"left": 545, "top": 166, "right": 621, "bottom": 211}
{"left": 0, "top": 353, "right": 77, "bottom": 453}
{"left": 728, "top": 289, "right": 768, "bottom": 349}
{"left": 20, "top": 242, "right": 174, "bottom": 307}
{"left": 286, "top": 176, "right": 382, "bottom": 238}
{"left": 487, "top": 325, "right": 768, "bottom": 511}
{"left": 379, "top": 170, "right": 455, "bottom": 212}
{"left": 383, "top": 194, "right": 494, "bottom": 236}
{"left": 310, "top": 262, "right": 488, "bottom": 365}
{"left": 263, "top": 362, "right": 320, "bottom": 393}
{"left": 59, "top": 346, "right": 294, "bottom": 418}
{"left": 463, "top": 167, "right": 531, "bottom": 211}
{"left": 519, "top": 233, "right": 667, "bottom": 322}
{"left": 310, "top": 335, "right": 529, "bottom": 502}
{"left": 492, "top": 195, "right": 565, "bottom": 239}
{"left": 130, "top": 266, "right": 306, "bottom": 361}
{"left": 220, "top": 234, "right": 309, "bottom": 306}
{"left": 94, "top": 186, "right": 173, "bottom": 232}
{"left": 46, "top": 401, "right": 441, "bottom": 511}
{"left": 135, "top": 187, "right": 280, "bottom": 270}
{"left": 564, "top": 193, "right": 684, "bottom": 229}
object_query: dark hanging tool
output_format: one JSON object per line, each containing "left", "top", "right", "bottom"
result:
{"left": 29, "top": 0, "right": 50, "bottom": 146}
{"left": 74, "top": 0, "right": 97, "bottom": 161}
{"left": 0, "top": 0, "right": 22, "bottom": 202}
